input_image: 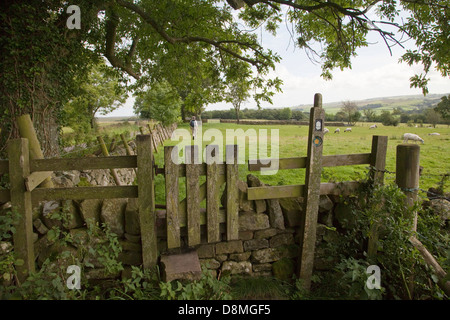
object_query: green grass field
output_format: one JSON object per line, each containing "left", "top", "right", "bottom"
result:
{"left": 156, "top": 122, "right": 450, "bottom": 197}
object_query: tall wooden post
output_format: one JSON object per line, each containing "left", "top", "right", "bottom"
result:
{"left": 396, "top": 143, "right": 420, "bottom": 298}
{"left": 8, "top": 138, "right": 35, "bottom": 282}
{"left": 185, "top": 145, "right": 201, "bottom": 246}
{"left": 137, "top": 134, "right": 157, "bottom": 268}
{"left": 396, "top": 144, "right": 420, "bottom": 231}
{"left": 297, "top": 93, "right": 325, "bottom": 290}
{"left": 367, "top": 135, "right": 388, "bottom": 260}
{"left": 165, "top": 146, "right": 180, "bottom": 249}
{"left": 226, "top": 145, "right": 239, "bottom": 241}
{"left": 17, "top": 114, "right": 53, "bottom": 188}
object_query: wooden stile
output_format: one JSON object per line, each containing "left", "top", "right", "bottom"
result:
{"left": 226, "top": 145, "right": 239, "bottom": 241}
{"left": 206, "top": 145, "right": 221, "bottom": 243}
{"left": 185, "top": 145, "right": 201, "bottom": 246}
{"left": 8, "top": 138, "right": 35, "bottom": 282}
{"left": 136, "top": 134, "right": 158, "bottom": 268}
{"left": 165, "top": 146, "right": 180, "bottom": 248}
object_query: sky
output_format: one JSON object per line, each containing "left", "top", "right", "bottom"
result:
{"left": 101, "top": 7, "right": 450, "bottom": 117}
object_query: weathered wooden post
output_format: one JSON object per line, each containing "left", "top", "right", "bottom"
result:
{"left": 396, "top": 144, "right": 420, "bottom": 231}
{"left": 367, "top": 135, "right": 388, "bottom": 260}
{"left": 206, "top": 145, "right": 221, "bottom": 243}
{"left": 185, "top": 145, "right": 201, "bottom": 246}
{"left": 17, "top": 114, "right": 53, "bottom": 188}
{"left": 97, "top": 136, "right": 122, "bottom": 186}
{"left": 396, "top": 143, "right": 420, "bottom": 298}
{"left": 297, "top": 93, "right": 325, "bottom": 290}
{"left": 146, "top": 124, "right": 159, "bottom": 153}
{"left": 136, "top": 134, "right": 158, "bottom": 268}
{"left": 8, "top": 138, "right": 35, "bottom": 282}
{"left": 226, "top": 145, "right": 239, "bottom": 241}
{"left": 165, "top": 146, "right": 180, "bottom": 248}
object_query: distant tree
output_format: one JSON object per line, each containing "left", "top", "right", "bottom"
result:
{"left": 425, "top": 109, "right": 442, "bottom": 128}
{"left": 63, "top": 63, "right": 127, "bottom": 132}
{"left": 133, "top": 82, "right": 182, "bottom": 126}
{"left": 362, "top": 109, "right": 377, "bottom": 122}
{"left": 378, "top": 110, "right": 399, "bottom": 126}
{"left": 225, "top": 78, "right": 251, "bottom": 124}
{"left": 340, "top": 101, "right": 359, "bottom": 125}
{"left": 279, "top": 108, "right": 292, "bottom": 120}
{"left": 434, "top": 95, "right": 450, "bottom": 121}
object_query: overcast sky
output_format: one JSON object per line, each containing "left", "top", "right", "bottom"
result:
{"left": 103, "top": 10, "right": 450, "bottom": 117}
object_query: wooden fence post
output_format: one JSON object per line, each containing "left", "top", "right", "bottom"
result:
{"left": 8, "top": 138, "right": 35, "bottom": 282}
{"left": 367, "top": 135, "right": 388, "bottom": 259}
{"left": 396, "top": 144, "right": 420, "bottom": 231}
{"left": 165, "top": 146, "right": 180, "bottom": 248}
{"left": 226, "top": 145, "right": 239, "bottom": 241}
{"left": 206, "top": 145, "right": 221, "bottom": 243}
{"left": 136, "top": 134, "right": 157, "bottom": 268}
{"left": 185, "top": 145, "right": 201, "bottom": 246}
{"left": 297, "top": 93, "right": 325, "bottom": 290}
{"left": 17, "top": 114, "right": 53, "bottom": 188}
{"left": 146, "top": 124, "right": 159, "bottom": 153}
{"left": 97, "top": 136, "right": 122, "bottom": 186}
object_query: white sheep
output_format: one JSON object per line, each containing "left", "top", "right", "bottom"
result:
{"left": 428, "top": 132, "right": 440, "bottom": 136}
{"left": 323, "top": 128, "right": 329, "bottom": 134}
{"left": 369, "top": 124, "right": 377, "bottom": 129}
{"left": 344, "top": 128, "right": 352, "bottom": 132}
{"left": 334, "top": 128, "right": 340, "bottom": 134}
{"left": 403, "top": 133, "right": 424, "bottom": 144}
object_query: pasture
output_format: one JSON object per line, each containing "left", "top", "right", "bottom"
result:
{"left": 159, "top": 121, "right": 450, "bottom": 195}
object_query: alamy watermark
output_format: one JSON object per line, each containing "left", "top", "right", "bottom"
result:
{"left": 366, "top": 265, "right": 381, "bottom": 290}
{"left": 170, "top": 125, "right": 280, "bottom": 175}
{"left": 66, "top": 5, "right": 81, "bottom": 30}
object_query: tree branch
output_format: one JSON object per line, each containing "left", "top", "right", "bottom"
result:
{"left": 115, "top": 0, "right": 273, "bottom": 70}
{"left": 105, "top": 10, "right": 141, "bottom": 79}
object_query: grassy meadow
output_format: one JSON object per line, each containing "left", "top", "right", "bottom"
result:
{"left": 157, "top": 121, "right": 450, "bottom": 197}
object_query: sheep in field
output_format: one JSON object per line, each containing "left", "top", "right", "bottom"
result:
{"left": 344, "top": 128, "right": 352, "bottom": 132}
{"left": 324, "top": 128, "right": 329, "bottom": 134}
{"left": 369, "top": 124, "right": 377, "bottom": 129}
{"left": 334, "top": 128, "right": 340, "bottom": 133}
{"left": 403, "top": 133, "right": 424, "bottom": 144}
{"left": 428, "top": 132, "right": 440, "bottom": 136}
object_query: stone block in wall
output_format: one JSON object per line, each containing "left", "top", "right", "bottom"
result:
{"left": 62, "top": 200, "right": 83, "bottom": 230}
{"left": 124, "top": 198, "right": 140, "bottom": 235}
{"left": 254, "top": 228, "right": 278, "bottom": 239}
{"left": 278, "top": 198, "right": 303, "bottom": 227}
{"left": 221, "top": 261, "right": 252, "bottom": 276}
{"left": 247, "top": 174, "right": 267, "bottom": 213}
{"left": 197, "top": 244, "right": 215, "bottom": 258}
{"left": 319, "top": 195, "right": 334, "bottom": 213}
{"left": 229, "top": 251, "right": 252, "bottom": 262}
{"left": 100, "top": 198, "right": 127, "bottom": 238}
{"left": 41, "top": 200, "right": 64, "bottom": 230}
{"left": 33, "top": 218, "right": 49, "bottom": 235}
{"left": 239, "top": 212, "right": 269, "bottom": 231}
{"left": 272, "top": 258, "right": 295, "bottom": 280}
{"left": 269, "top": 233, "right": 294, "bottom": 248}
{"left": 78, "top": 199, "right": 103, "bottom": 227}
{"left": 200, "top": 258, "right": 221, "bottom": 270}
{"left": 215, "top": 240, "right": 243, "bottom": 255}
{"left": 243, "top": 239, "right": 269, "bottom": 251}
{"left": 252, "top": 245, "right": 299, "bottom": 264}
{"left": 160, "top": 250, "right": 202, "bottom": 282}
{"left": 238, "top": 230, "right": 254, "bottom": 241}
{"left": 267, "top": 199, "right": 285, "bottom": 229}
{"left": 253, "top": 263, "right": 272, "bottom": 273}
{"left": 237, "top": 180, "right": 255, "bottom": 212}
